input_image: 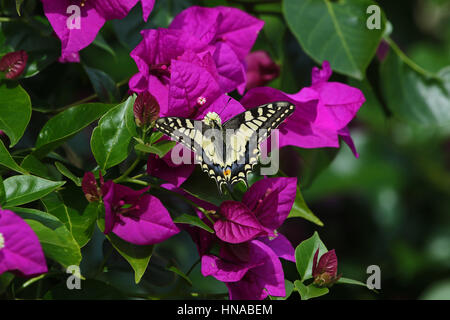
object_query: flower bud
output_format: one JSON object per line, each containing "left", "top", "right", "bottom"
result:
{"left": 312, "top": 248, "right": 341, "bottom": 287}
{"left": 0, "top": 50, "right": 28, "bottom": 79}
{"left": 133, "top": 92, "right": 160, "bottom": 127}
{"left": 82, "top": 171, "right": 105, "bottom": 202}
{"left": 245, "top": 50, "right": 280, "bottom": 90}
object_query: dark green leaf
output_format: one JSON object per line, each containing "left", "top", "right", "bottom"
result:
{"left": 0, "top": 140, "right": 27, "bottom": 174}
{"left": 283, "top": 0, "right": 386, "bottom": 79}
{"left": 41, "top": 193, "right": 98, "bottom": 248}
{"left": 135, "top": 140, "right": 176, "bottom": 158}
{"left": 0, "top": 176, "right": 5, "bottom": 206}
{"left": 166, "top": 266, "right": 193, "bottom": 286}
{"left": 84, "top": 66, "right": 120, "bottom": 103}
{"left": 0, "top": 273, "right": 14, "bottom": 294}
{"left": 380, "top": 46, "right": 450, "bottom": 126}
{"left": 3, "top": 175, "right": 65, "bottom": 207}
{"left": 34, "top": 103, "right": 115, "bottom": 158}
{"left": 295, "top": 231, "right": 328, "bottom": 281}
{"left": 0, "top": 82, "right": 31, "bottom": 147}
{"left": 55, "top": 162, "right": 82, "bottom": 186}
{"left": 288, "top": 186, "right": 323, "bottom": 226}
{"left": 91, "top": 96, "right": 137, "bottom": 170}
{"left": 44, "top": 279, "right": 126, "bottom": 300}
{"left": 97, "top": 217, "right": 153, "bottom": 284}
{"left": 173, "top": 214, "right": 214, "bottom": 233}
{"left": 20, "top": 154, "right": 50, "bottom": 179}
{"left": 12, "top": 207, "right": 82, "bottom": 268}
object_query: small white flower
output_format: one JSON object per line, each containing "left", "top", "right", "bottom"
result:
{"left": 0, "top": 232, "right": 5, "bottom": 249}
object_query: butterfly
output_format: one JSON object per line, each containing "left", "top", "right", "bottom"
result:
{"left": 155, "top": 101, "right": 295, "bottom": 194}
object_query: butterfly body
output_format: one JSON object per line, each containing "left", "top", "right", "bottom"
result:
{"left": 155, "top": 101, "right": 295, "bottom": 193}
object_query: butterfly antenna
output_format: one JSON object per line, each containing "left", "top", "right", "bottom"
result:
{"left": 218, "top": 96, "right": 232, "bottom": 118}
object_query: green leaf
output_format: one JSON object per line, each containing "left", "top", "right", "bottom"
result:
{"left": 41, "top": 193, "right": 98, "bottom": 248}
{"left": 1, "top": 18, "right": 60, "bottom": 78}
{"left": 55, "top": 162, "right": 82, "bottom": 186}
{"left": 20, "top": 154, "right": 50, "bottom": 179}
{"left": 44, "top": 279, "right": 126, "bottom": 300}
{"left": 92, "top": 33, "right": 116, "bottom": 58}
{"left": 97, "top": 217, "right": 153, "bottom": 284}
{"left": 91, "top": 96, "right": 137, "bottom": 170}
{"left": 294, "top": 280, "right": 329, "bottom": 300}
{"left": 380, "top": 45, "right": 450, "bottom": 126}
{"left": 34, "top": 103, "right": 115, "bottom": 158}
{"left": 16, "top": 0, "right": 24, "bottom": 15}
{"left": 173, "top": 214, "right": 214, "bottom": 233}
{"left": 166, "top": 266, "right": 193, "bottom": 286}
{"left": 288, "top": 186, "right": 323, "bottom": 226}
{"left": 12, "top": 207, "right": 82, "bottom": 268}
{"left": 295, "top": 147, "right": 339, "bottom": 189}
{"left": 3, "top": 175, "right": 65, "bottom": 207}
{"left": 0, "top": 273, "right": 14, "bottom": 294}
{"left": 283, "top": 0, "right": 386, "bottom": 79}
{"left": 135, "top": 140, "right": 176, "bottom": 158}
{"left": 149, "top": 131, "right": 164, "bottom": 144}
{"left": 270, "top": 279, "right": 295, "bottom": 300}
{"left": 0, "top": 82, "right": 31, "bottom": 147}
{"left": 0, "top": 176, "right": 5, "bottom": 206}
{"left": 84, "top": 66, "right": 120, "bottom": 103}
{"left": 0, "top": 139, "right": 27, "bottom": 174}
{"left": 295, "top": 231, "right": 328, "bottom": 281}
{"left": 337, "top": 277, "right": 367, "bottom": 287}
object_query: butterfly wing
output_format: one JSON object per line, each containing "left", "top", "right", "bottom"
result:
{"left": 155, "top": 117, "right": 227, "bottom": 192}
{"left": 222, "top": 101, "right": 296, "bottom": 186}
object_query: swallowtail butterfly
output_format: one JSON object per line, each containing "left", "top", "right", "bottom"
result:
{"left": 155, "top": 102, "right": 295, "bottom": 194}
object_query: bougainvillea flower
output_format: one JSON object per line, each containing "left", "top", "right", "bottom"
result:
{"left": 169, "top": 6, "right": 264, "bottom": 62}
{"left": 245, "top": 50, "right": 280, "bottom": 90}
{"left": 312, "top": 248, "right": 341, "bottom": 287}
{"left": 240, "top": 61, "right": 365, "bottom": 157}
{"left": 102, "top": 181, "right": 179, "bottom": 245}
{"left": 41, "top": 0, "right": 155, "bottom": 62}
{"left": 214, "top": 177, "right": 297, "bottom": 244}
{"left": 0, "top": 209, "right": 47, "bottom": 277}
{"left": 202, "top": 240, "right": 285, "bottom": 300}
{"left": 0, "top": 50, "right": 28, "bottom": 79}
{"left": 129, "top": 28, "right": 222, "bottom": 115}
{"left": 169, "top": 6, "right": 264, "bottom": 93}
{"left": 147, "top": 150, "right": 195, "bottom": 188}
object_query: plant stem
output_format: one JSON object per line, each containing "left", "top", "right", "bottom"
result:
{"left": 385, "top": 37, "right": 438, "bottom": 79}
{"left": 114, "top": 157, "right": 142, "bottom": 183}
{"left": 186, "top": 259, "right": 201, "bottom": 276}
